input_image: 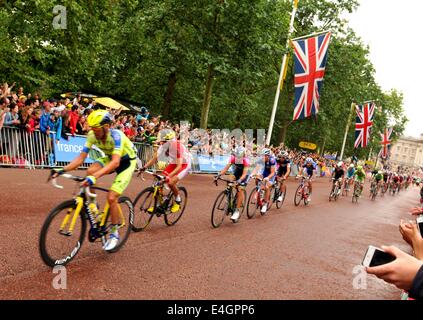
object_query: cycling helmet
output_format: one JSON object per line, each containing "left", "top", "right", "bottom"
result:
{"left": 337, "top": 161, "right": 344, "bottom": 168}
{"left": 378, "top": 170, "right": 383, "bottom": 174}
{"left": 279, "top": 151, "right": 289, "bottom": 158}
{"left": 349, "top": 164, "right": 355, "bottom": 168}
{"left": 159, "top": 129, "right": 176, "bottom": 142}
{"left": 233, "top": 146, "right": 245, "bottom": 157}
{"left": 357, "top": 165, "right": 363, "bottom": 170}
{"left": 305, "top": 157, "right": 313, "bottom": 163}
{"left": 261, "top": 148, "right": 271, "bottom": 156}
{"left": 87, "top": 110, "right": 113, "bottom": 128}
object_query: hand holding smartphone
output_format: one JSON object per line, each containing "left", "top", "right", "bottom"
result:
{"left": 417, "top": 215, "right": 423, "bottom": 238}
{"left": 362, "top": 245, "right": 396, "bottom": 268}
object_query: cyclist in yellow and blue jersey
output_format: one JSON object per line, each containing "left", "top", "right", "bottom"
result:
{"left": 51, "top": 110, "right": 137, "bottom": 251}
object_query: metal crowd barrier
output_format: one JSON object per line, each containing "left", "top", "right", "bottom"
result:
{"left": 0, "top": 126, "right": 156, "bottom": 170}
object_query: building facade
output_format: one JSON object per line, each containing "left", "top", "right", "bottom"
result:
{"left": 389, "top": 135, "right": 423, "bottom": 169}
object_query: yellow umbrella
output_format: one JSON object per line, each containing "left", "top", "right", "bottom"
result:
{"left": 94, "top": 97, "right": 129, "bottom": 111}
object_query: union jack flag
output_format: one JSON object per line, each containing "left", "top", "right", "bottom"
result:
{"left": 379, "top": 127, "right": 393, "bottom": 159}
{"left": 354, "top": 102, "right": 375, "bottom": 148}
{"left": 292, "top": 32, "right": 332, "bottom": 120}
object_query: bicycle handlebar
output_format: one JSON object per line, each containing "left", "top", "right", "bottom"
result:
{"left": 214, "top": 176, "right": 238, "bottom": 186}
{"left": 50, "top": 173, "right": 97, "bottom": 198}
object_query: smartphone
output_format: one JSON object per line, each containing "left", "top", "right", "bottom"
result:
{"left": 362, "top": 245, "right": 396, "bottom": 267}
{"left": 417, "top": 215, "right": 423, "bottom": 238}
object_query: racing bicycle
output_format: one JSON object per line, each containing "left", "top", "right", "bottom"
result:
{"left": 294, "top": 175, "right": 311, "bottom": 206}
{"left": 39, "top": 172, "right": 134, "bottom": 267}
{"left": 247, "top": 176, "right": 276, "bottom": 218}
{"left": 211, "top": 175, "right": 246, "bottom": 228}
{"left": 329, "top": 178, "right": 342, "bottom": 202}
{"left": 132, "top": 171, "right": 187, "bottom": 232}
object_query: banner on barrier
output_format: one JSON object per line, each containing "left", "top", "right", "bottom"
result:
{"left": 194, "top": 154, "right": 230, "bottom": 172}
{"left": 54, "top": 135, "right": 102, "bottom": 163}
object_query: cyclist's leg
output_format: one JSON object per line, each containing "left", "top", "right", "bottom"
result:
{"left": 104, "top": 159, "right": 136, "bottom": 250}
{"left": 308, "top": 176, "right": 313, "bottom": 194}
{"left": 168, "top": 163, "right": 190, "bottom": 197}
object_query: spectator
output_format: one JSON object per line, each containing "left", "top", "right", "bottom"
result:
{"left": 68, "top": 105, "right": 80, "bottom": 136}
{"left": 0, "top": 97, "right": 10, "bottom": 130}
{"left": 4, "top": 102, "right": 20, "bottom": 127}
{"left": 51, "top": 108, "right": 63, "bottom": 144}
{"left": 76, "top": 114, "right": 89, "bottom": 135}
{"left": 39, "top": 101, "right": 54, "bottom": 136}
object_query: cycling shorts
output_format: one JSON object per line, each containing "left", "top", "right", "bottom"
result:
{"left": 94, "top": 156, "right": 137, "bottom": 194}
{"left": 163, "top": 162, "right": 191, "bottom": 180}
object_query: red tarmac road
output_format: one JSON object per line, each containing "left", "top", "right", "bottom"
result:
{"left": 0, "top": 168, "right": 420, "bottom": 299}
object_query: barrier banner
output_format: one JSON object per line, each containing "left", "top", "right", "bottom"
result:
{"left": 195, "top": 154, "right": 230, "bottom": 173}
{"left": 54, "top": 135, "right": 100, "bottom": 163}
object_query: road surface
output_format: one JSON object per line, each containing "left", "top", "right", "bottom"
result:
{"left": 0, "top": 168, "right": 419, "bottom": 299}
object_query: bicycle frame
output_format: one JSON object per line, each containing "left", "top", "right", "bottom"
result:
{"left": 54, "top": 175, "right": 126, "bottom": 237}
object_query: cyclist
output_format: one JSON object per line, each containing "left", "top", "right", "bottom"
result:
{"left": 251, "top": 148, "right": 276, "bottom": 214}
{"left": 373, "top": 170, "right": 384, "bottom": 191}
{"left": 353, "top": 165, "right": 366, "bottom": 196}
{"left": 331, "top": 161, "right": 345, "bottom": 196}
{"left": 217, "top": 146, "right": 250, "bottom": 221}
{"left": 276, "top": 150, "right": 291, "bottom": 202}
{"left": 346, "top": 163, "right": 355, "bottom": 187}
{"left": 51, "top": 110, "right": 137, "bottom": 251}
{"left": 392, "top": 172, "right": 400, "bottom": 191}
{"left": 382, "top": 170, "right": 390, "bottom": 190}
{"left": 299, "top": 157, "right": 317, "bottom": 202}
{"left": 140, "top": 129, "right": 191, "bottom": 213}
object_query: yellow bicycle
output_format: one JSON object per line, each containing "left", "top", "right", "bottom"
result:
{"left": 39, "top": 172, "right": 134, "bottom": 267}
{"left": 132, "top": 171, "right": 188, "bottom": 232}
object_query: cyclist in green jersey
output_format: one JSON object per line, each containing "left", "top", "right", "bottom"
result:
{"left": 373, "top": 170, "right": 384, "bottom": 189}
{"left": 354, "top": 165, "right": 366, "bottom": 195}
{"left": 51, "top": 110, "right": 137, "bottom": 251}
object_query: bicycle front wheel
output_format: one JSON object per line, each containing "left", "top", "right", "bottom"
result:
{"left": 132, "top": 187, "right": 156, "bottom": 232}
{"left": 294, "top": 185, "right": 303, "bottom": 206}
{"left": 164, "top": 187, "right": 188, "bottom": 226}
{"left": 39, "top": 199, "right": 86, "bottom": 267}
{"left": 211, "top": 190, "right": 228, "bottom": 228}
{"left": 247, "top": 189, "right": 259, "bottom": 219}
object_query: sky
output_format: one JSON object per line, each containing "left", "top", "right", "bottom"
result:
{"left": 346, "top": 0, "right": 423, "bottom": 138}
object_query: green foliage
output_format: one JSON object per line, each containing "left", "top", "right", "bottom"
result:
{"left": 0, "top": 0, "right": 407, "bottom": 158}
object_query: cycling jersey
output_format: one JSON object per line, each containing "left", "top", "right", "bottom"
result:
{"left": 261, "top": 156, "right": 277, "bottom": 179}
{"left": 383, "top": 173, "right": 389, "bottom": 182}
{"left": 157, "top": 140, "right": 191, "bottom": 164}
{"left": 346, "top": 168, "right": 355, "bottom": 179}
{"left": 374, "top": 173, "right": 384, "bottom": 181}
{"left": 82, "top": 129, "right": 137, "bottom": 195}
{"left": 83, "top": 129, "right": 137, "bottom": 161}
{"left": 354, "top": 170, "right": 366, "bottom": 183}
{"left": 333, "top": 168, "right": 345, "bottom": 180}
{"left": 276, "top": 158, "right": 291, "bottom": 176}
{"left": 229, "top": 155, "right": 250, "bottom": 181}
{"left": 303, "top": 161, "right": 317, "bottom": 177}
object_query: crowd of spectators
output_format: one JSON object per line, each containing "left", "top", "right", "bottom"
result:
{"left": 0, "top": 82, "right": 358, "bottom": 175}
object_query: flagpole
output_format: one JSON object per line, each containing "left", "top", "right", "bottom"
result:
{"left": 266, "top": 0, "right": 299, "bottom": 146}
{"left": 339, "top": 102, "right": 355, "bottom": 160}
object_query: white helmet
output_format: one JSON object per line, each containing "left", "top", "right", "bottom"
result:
{"left": 305, "top": 157, "right": 313, "bottom": 163}
{"left": 337, "top": 161, "right": 344, "bottom": 168}
{"left": 261, "top": 148, "right": 271, "bottom": 156}
{"left": 233, "top": 146, "right": 245, "bottom": 157}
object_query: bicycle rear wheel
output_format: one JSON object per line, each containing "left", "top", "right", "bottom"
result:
{"left": 275, "top": 188, "right": 285, "bottom": 209}
{"left": 294, "top": 185, "right": 303, "bottom": 206}
{"left": 39, "top": 199, "right": 86, "bottom": 267}
{"left": 164, "top": 187, "right": 188, "bottom": 226}
{"left": 211, "top": 190, "right": 228, "bottom": 228}
{"left": 105, "top": 196, "right": 134, "bottom": 253}
{"left": 247, "top": 189, "right": 259, "bottom": 219}
{"left": 267, "top": 187, "right": 276, "bottom": 211}
{"left": 132, "top": 187, "right": 155, "bottom": 232}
